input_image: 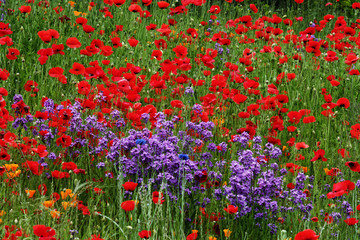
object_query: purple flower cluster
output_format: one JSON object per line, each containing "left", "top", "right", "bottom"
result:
{"left": 9, "top": 95, "right": 316, "bottom": 236}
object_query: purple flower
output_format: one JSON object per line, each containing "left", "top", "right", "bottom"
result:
{"left": 184, "top": 87, "right": 194, "bottom": 95}
{"left": 13, "top": 94, "right": 23, "bottom": 104}
{"left": 140, "top": 113, "right": 150, "bottom": 124}
{"left": 96, "top": 162, "right": 106, "bottom": 168}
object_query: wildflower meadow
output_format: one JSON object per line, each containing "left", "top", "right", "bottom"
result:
{"left": 1, "top": 0, "right": 360, "bottom": 239}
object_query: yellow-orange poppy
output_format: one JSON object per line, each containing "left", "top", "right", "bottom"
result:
{"left": 50, "top": 210, "right": 61, "bottom": 219}
{"left": 73, "top": 11, "right": 82, "bottom": 16}
{"left": 223, "top": 229, "right": 232, "bottom": 238}
{"left": 5, "top": 164, "right": 18, "bottom": 172}
{"left": 6, "top": 170, "right": 21, "bottom": 179}
{"left": 62, "top": 202, "right": 70, "bottom": 210}
{"left": 25, "top": 190, "right": 36, "bottom": 198}
{"left": 0, "top": 210, "right": 6, "bottom": 216}
{"left": 61, "top": 189, "right": 72, "bottom": 199}
{"left": 43, "top": 200, "right": 55, "bottom": 208}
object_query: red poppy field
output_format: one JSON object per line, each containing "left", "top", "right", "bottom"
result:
{"left": 1, "top": 0, "right": 360, "bottom": 239}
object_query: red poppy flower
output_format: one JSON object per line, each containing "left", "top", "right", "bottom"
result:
{"left": 87, "top": 234, "right": 104, "bottom": 240}
{"left": 353, "top": 2, "right": 360, "bottom": 9}
{"left": 152, "top": 191, "right": 165, "bottom": 204}
{"left": 138, "top": 230, "right": 151, "bottom": 239}
{"left": 345, "top": 161, "right": 360, "bottom": 172}
{"left": 82, "top": 24, "right": 95, "bottom": 33}
{"left": 76, "top": 17, "right": 87, "bottom": 25}
{"left": 295, "top": 142, "right": 309, "bottom": 150}
{"left": 62, "top": 162, "right": 78, "bottom": 171}
{"left": 66, "top": 37, "right": 81, "bottom": 48}
{"left": 51, "top": 170, "right": 70, "bottom": 179}
{"left": 324, "top": 51, "right": 338, "bottom": 62}
{"left": 69, "top": 62, "right": 85, "bottom": 75}
{"left": 247, "top": 104, "right": 260, "bottom": 116}
{"left": 6, "top": 48, "right": 20, "bottom": 60}
{"left": 38, "top": 184, "right": 47, "bottom": 195}
{"left": 170, "top": 100, "right": 184, "bottom": 108}
{"left": 51, "top": 44, "right": 64, "bottom": 55}
{"left": 151, "top": 50, "right": 162, "bottom": 61}
{"left": 94, "top": 187, "right": 104, "bottom": 195}
{"left": 77, "top": 81, "right": 91, "bottom": 95}
{"left": 173, "top": 45, "right": 188, "bottom": 58}
{"left": 327, "top": 180, "right": 355, "bottom": 199}
{"left": 49, "top": 67, "right": 64, "bottom": 78}
{"left": 154, "top": 39, "right": 167, "bottom": 49}
{"left": 32, "top": 144, "right": 48, "bottom": 157}
{"left": 195, "top": 170, "right": 208, "bottom": 183}
{"left": 224, "top": 205, "right": 238, "bottom": 214}
{"left": 345, "top": 53, "right": 358, "bottom": 65}
{"left": 128, "top": 37, "right": 139, "bottom": 47}
{"left": 310, "top": 149, "right": 327, "bottom": 162}
{"left": 0, "top": 23, "right": 13, "bottom": 37}
{"left": 122, "top": 181, "right": 138, "bottom": 191}
{"left": 121, "top": 200, "right": 136, "bottom": 211}
{"left": 249, "top": 4, "right": 258, "bottom": 13}
{"left": 294, "top": 229, "right": 319, "bottom": 240}
{"left": 0, "top": 36, "right": 14, "bottom": 46}
{"left": 336, "top": 98, "right": 350, "bottom": 108}
{"left": 111, "top": 37, "right": 122, "bottom": 48}
{"left": 19, "top": 6, "right": 31, "bottom": 13}
{"left": 157, "top": 1, "right": 169, "bottom": 8}
{"left": 25, "top": 161, "right": 44, "bottom": 176}
{"left": 0, "top": 148, "right": 10, "bottom": 161}
{"left": 128, "top": 4, "right": 142, "bottom": 13}
{"left": 232, "top": 94, "right": 247, "bottom": 104}
{"left": 287, "top": 183, "right": 295, "bottom": 189}
{"left": 113, "top": 0, "right": 126, "bottom": 6}
{"left": 33, "top": 225, "right": 56, "bottom": 238}
{"left": 338, "top": 149, "right": 350, "bottom": 158}
{"left": 142, "top": 0, "right": 152, "bottom": 6}
{"left": 56, "top": 134, "right": 72, "bottom": 148}
{"left": 73, "top": 169, "right": 86, "bottom": 174}
{"left": 209, "top": 5, "right": 221, "bottom": 14}
{"left": 100, "top": 46, "right": 113, "bottom": 56}
{"left": 283, "top": 18, "right": 293, "bottom": 26}
{"left": 344, "top": 218, "right": 358, "bottom": 226}
{"left": 351, "top": 124, "right": 360, "bottom": 139}
{"left": 0, "top": 166, "right": 5, "bottom": 176}
{"left": 286, "top": 126, "right": 296, "bottom": 132}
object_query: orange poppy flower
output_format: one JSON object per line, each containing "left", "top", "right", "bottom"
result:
{"left": 0, "top": 210, "right": 6, "bottom": 216}
{"left": 43, "top": 200, "right": 55, "bottom": 208}
{"left": 5, "top": 164, "right": 18, "bottom": 172}
{"left": 223, "top": 229, "right": 232, "bottom": 238}
{"left": 61, "top": 189, "right": 72, "bottom": 199}
{"left": 25, "top": 190, "right": 36, "bottom": 198}
{"left": 50, "top": 210, "right": 61, "bottom": 219}
{"left": 73, "top": 11, "right": 82, "bottom": 16}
